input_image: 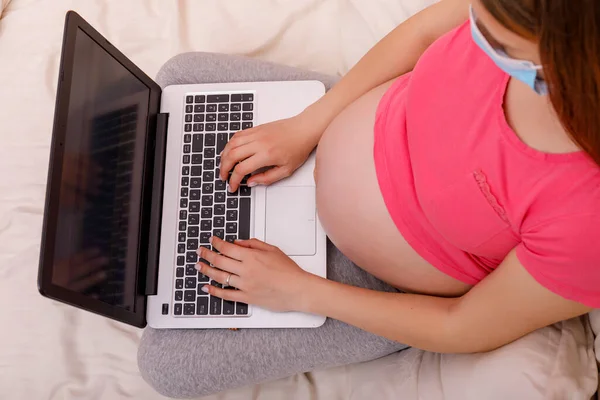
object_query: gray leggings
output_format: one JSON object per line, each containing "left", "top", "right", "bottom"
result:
{"left": 137, "top": 53, "right": 409, "bottom": 399}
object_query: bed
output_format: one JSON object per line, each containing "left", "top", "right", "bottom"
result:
{"left": 1, "top": 1, "right": 599, "bottom": 399}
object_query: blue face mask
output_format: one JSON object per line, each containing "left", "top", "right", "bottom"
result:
{"left": 469, "top": 5, "right": 548, "bottom": 96}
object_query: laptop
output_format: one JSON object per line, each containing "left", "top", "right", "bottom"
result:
{"left": 37, "top": 11, "right": 327, "bottom": 329}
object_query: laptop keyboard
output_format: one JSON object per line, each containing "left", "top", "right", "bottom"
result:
{"left": 174, "top": 92, "right": 255, "bottom": 317}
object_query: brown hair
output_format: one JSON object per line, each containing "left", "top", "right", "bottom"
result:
{"left": 480, "top": 0, "right": 600, "bottom": 166}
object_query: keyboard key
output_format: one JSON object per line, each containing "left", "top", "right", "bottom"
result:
{"left": 187, "top": 239, "right": 198, "bottom": 250}
{"left": 223, "top": 299, "right": 235, "bottom": 315}
{"left": 202, "top": 171, "right": 214, "bottom": 181}
{"left": 197, "top": 297, "right": 209, "bottom": 314}
{"left": 226, "top": 210, "right": 238, "bottom": 221}
{"left": 215, "top": 204, "right": 225, "bottom": 215}
{"left": 198, "top": 273, "right": 210, "bottom": 283}
{"left": 200, "top": 232, "right": 212, "bottom": 243}
{"left": 175, "top": 290, "right": 183, "bottom": 301}
{"left": 181, "top": 177, "right": 189, "bottom": 186}
{"left": 231, "top": 103, "right": 241, "bottom": 111}
{"left": 179, "top": 220, "right": 187, "bottom": 231}
{"left": 206, "top": 104, "right": 217, "bottom": 112}
{"left": 186, "top": 95, "right": 193, "bottom": 104}
{"left": 183, "top": 144, "right": 191, "bottom": 153}
{"left": 189, "top": 202, "right": 200, "bottom": 213}
{"left": 236, "top": 302, "right": 248, "bottom": 315}
{"left": 179, "top": 210, "right": 188, "bottom": 220}
{"left": 175, "top": 279, "right": 184, "bottom": 289}
{"left": 201, "top": 207, "right": 213, "bottom": 219}
{"left": 174, "top": 303, "right": 182, "bottom": 315}
{"left": 225, "top": 235, "right": 237, "bottom": 243}
{"left": 186, "top": 251, "right": 198, "bottom": 263}
{"left": 182, "top": 166, "right": 190, "bottom": 175}
{"left": 183, "top": 134, "right": 192, "bottom": 144}
{"left": 231, "top": 94, "right": 242, "bottom": 102}
{"left": 201, "top": 219, "right": 212, "bottom": 231}
{"left": 188, "top": 226, "right": 199, "bottom": 237}
{"left": 184, "top": 290, "right": 196, "bottom": 302}
{"left": 189, "top": 189, "right": 201, "bottom": 201}
{"left": 178, "top": 232, "right": 186, "bottom": 242}
{"left": 215, "top": 180, "right": 226, "bottom": 191}
{"left": 241, "top": 93, "right": 254, "bottom": 101}
{"left": 230, "top": 113, "right": 241, "bottom": 121}
{"left": 210, "top": 295, "right": 222, "bottom": 315}
{"left": 185, "top": 114, "right": 193, "bottom": 123}
{"left": 214, "top": 216, "right": 225, "bottom": 227}
{"left": 194, "top": 114, "right": 204, "bottom": 122}
{"left": 176, "top": 267, "right": 184, "bottom": 277}
{"left": 242, "top": 113, "right": 253, "bottom": 121}
{"left": 214, "top": 229, "right": 225, "bottom": 240}
{"left": 180, "top": 187, "right": 189, "bottom": 197}
{"left": 228, "top": 187, "right": 239, "bottom": 196}
{"left": 193, "top": 123, "right": 204, "bottom": 132}
{"left": 201, "top": 195, "right": 213, "bottom": 207}
{"left": 218, "top": 113, "right": 228, "bottom": 122}
{"left": 185, "top": 105, "right": 193, "bottom": 113}
{"left": 192, "top": 134, "right": 203, "bottom": 152}
{"left": 230, "top": 122, "right": 241, "bottom": 131}
{"left": 186, "top": 264, "right": 197, "bottom": 275}
{"left": 185, "top": 277, "right": 197, "bottom": 289}
{"left": 185, "top": 124, "right": 192, "bottom": 132}
{"left": 202, "top": 182, "right": 213, "bottom": 194}
{"left": 207, "top": 94, "right": 230, "bottom": 103}
{"left": 226, "top": 223, "right": 237, "bottom": 234}
{"left": 178, "top": 243, "right": 186, "bottom": 254}
{"left": 242, "top": 122, "right": 253, "bottom": 130}
{"left": 195, "top": 95, "right": 205, "bottom": 103}
{"left": 183, "top": 155, "right": 190, "bottom": 164}
{"left": 215, "top": 192, "right": 226, "bottom": 203}
{"left": 180, "top": 198, "right": 188, "bottom": 208}
{"left": 204, "top": 148, "right": 216, "bottom": 158}
{"left": 206, "top": 114, "right": 216, "bottom": 122}
{"left": 194, "top": 104, "right": 205, "bottom": 113}
{"left": 190, "top": 178, "right": 201, "bottom": 188}
{"left": 239, "top": 198, "right": 251, "bottom": 240}
{"left": 227, "top": 198, "right": 239, "bottom": 209}
{"left": 184, "top": 303, "right": 195, "bottom": 315}
{"left": 204, "top": 133, "right": 216, "bottom": 146}
{"left": 218, "top": 104, "right": 229, "bottom": 112}
{"left": 242, "top": 103, "right": 253, "bottom": 111}
{"left": 192, "top": 154, "right": 203, "bottom": 164}
{"left": 188, "top": 213, "right": 200, "bottom": 225}
{"left": 203, "top": 159, "right": 215, "bottom": 170}
{"left": 191, "top": 166, "right": 202, "bottom": 176}
{"left": 216, "top": 133, "right": 228, "bottom": 153}
{"left": 217, "top": 123, "right": 228, "bottom": 131}
{"left": 206, "top": 123, "right": 216, "bottom": 132}
{"left": 177, "top": 256, "right": 185, "bottom": 266}
{"left": 240, "top": 185, "right": 251, "bottom": 196}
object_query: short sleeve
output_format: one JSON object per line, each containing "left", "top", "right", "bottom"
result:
{"left": 516, "top": 214, "right": 600, "bottom": 307}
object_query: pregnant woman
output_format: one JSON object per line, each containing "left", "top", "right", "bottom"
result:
{"left": 139, "top": 0, "right": 600, "bottom": 397}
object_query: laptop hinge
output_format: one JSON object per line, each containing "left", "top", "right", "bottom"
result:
{"left": 144, "top": 112, "right": 169, "bottom": 296}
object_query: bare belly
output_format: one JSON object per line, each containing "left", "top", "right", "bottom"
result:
{"left": 315, "top": 80, "right": 472, "bottom": 297}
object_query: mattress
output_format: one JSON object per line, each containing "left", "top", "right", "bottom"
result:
{"left": 1, "top": 1, "right": 598, "bottom": 399}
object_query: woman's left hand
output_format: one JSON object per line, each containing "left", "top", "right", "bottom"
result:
{"left": 195, "top": 237, "right": 312, "bottom": 312}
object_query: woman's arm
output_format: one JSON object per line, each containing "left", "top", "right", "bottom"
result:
{"left": 299, "top": 249, "right": 591, "bottom": 353}
{"left": 303, "top": 0, "right": 473, "bottom": 136}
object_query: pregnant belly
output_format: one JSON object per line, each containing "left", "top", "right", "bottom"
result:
{"left": 315, "top": 80, "right": 471, "bottom": 297}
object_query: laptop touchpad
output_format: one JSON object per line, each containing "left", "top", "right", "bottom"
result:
{"left": 265, "top": 186, "right": 316, "bottom": 256}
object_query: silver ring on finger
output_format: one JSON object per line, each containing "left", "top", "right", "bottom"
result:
{"left": 225, "top": 273, "right": 233, "bottom": 287}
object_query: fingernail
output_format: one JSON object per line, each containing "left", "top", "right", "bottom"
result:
{"left": 196, "top": 248, "right": 202, "bottom": 255}
{"left": 201, "top": 285, "right": 210, "bottom": 293}
{"left": 248, "top": 182, "right": 257, "bottom": 188}
{"left": 209, "top": 236, "right": 213, "bottom": 244}
{"left": 194, "top": 263, "right": 201, "bottom": 271}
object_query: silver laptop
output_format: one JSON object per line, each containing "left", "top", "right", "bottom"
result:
{"left": 37, "top": 11, "right": 327, "bottom": 329}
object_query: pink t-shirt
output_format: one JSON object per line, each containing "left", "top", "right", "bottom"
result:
{"left": 374, "top": 21, "right": 600, "bottom": 307}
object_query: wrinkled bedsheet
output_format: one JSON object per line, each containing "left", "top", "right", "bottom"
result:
{"left": 1, "top": 1, "right": 598, "bottom": 399}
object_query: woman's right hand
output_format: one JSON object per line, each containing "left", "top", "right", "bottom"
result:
{"left": 219, "top": 110, "right": 327, "bottom": 192}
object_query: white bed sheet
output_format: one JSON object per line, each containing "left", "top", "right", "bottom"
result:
{"left": 0, "top": 1, "right": 598, "bottom": 399}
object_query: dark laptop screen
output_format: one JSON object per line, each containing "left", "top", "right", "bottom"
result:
{"left": 52, "top": 27, "right": 150, "bottom": 311}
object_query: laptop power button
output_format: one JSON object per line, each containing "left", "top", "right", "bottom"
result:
{"left": 162, "top": 303, "right": 169, "bottom": 315}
